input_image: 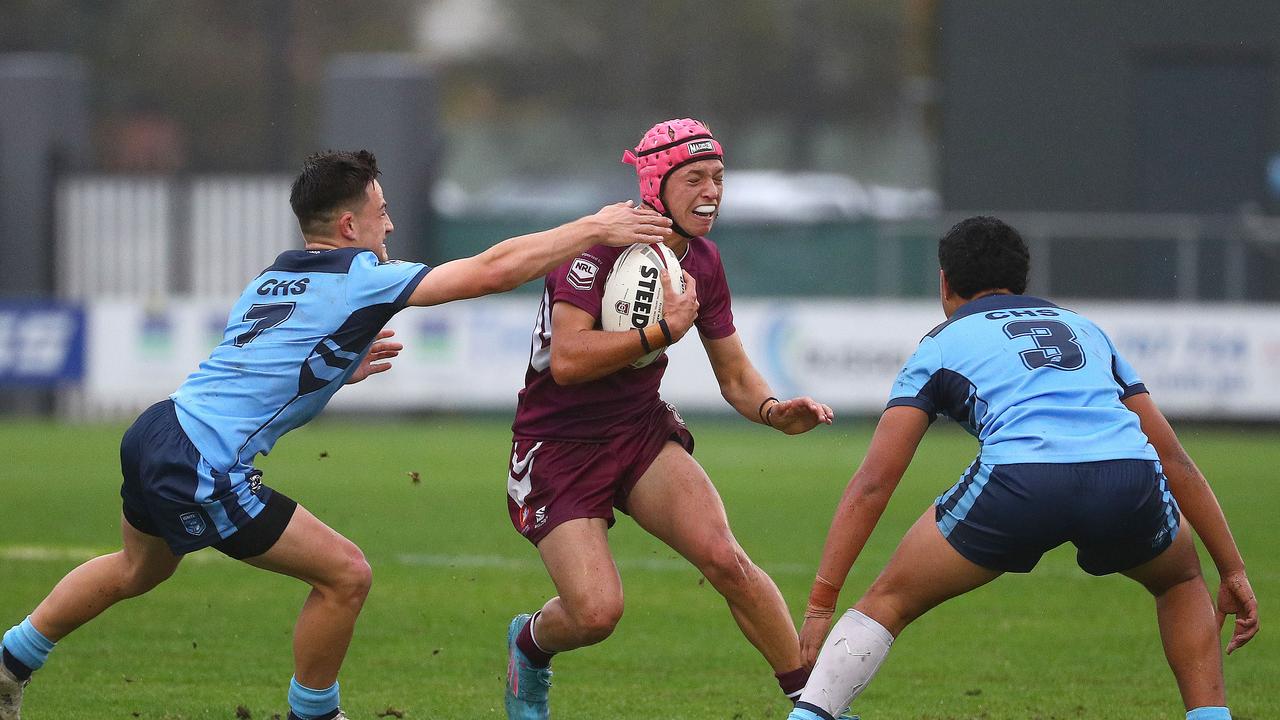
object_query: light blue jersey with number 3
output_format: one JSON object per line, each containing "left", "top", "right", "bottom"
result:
{"left": 171, "top": 248, "right": 429, "bottom": 473}
{"left": 887, "top": 294, "right": 1157, "bottom": 464}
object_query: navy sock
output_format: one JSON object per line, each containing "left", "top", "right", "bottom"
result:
{"left": 2, "top": 648, "right": 33, "bottom": 682}
{"left": 795, "top": 701, "right": 837, "bottom": 720}
{"left": 776, "top": 665, "right": 810, "bottom": 702}
{"left": 515, "top": 612, "right": 554, "bottom": 668}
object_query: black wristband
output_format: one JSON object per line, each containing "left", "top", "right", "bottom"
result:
{"left": 638, "top": 327, "right": 652, "bottom": 354}
{"left": 758, "top": 396, "right": 779, "bottom": 425}
{"left": 658, "top": 319, "right": 674, "bottom": 346}
{"left": 765, "top": 404, "right": 777, "bottom": 427}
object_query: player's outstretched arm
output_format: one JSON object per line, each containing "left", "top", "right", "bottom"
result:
{"left": 700, "top": 332, "right": 834, "bottom": 433}
{"left": 1123, "top": 392, "right": 1259, "bottom": 653}
{"left": 549, "top": 270, "right": 698, "bottom": 385}
{"left": 407, "top": 202, "right": 671, "bottom": 308}
{"left": 798, "top": 406, "right": 929, "bottom": 666}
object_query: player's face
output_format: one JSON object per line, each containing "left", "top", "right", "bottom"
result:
{"left": 662, "top": 159, "right": 723, "bottom": 236}
{"left": 353, "top": 180, "right": 395, "bottom": 261}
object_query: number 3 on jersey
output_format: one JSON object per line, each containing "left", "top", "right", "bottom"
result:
{"left": 234, "top": 302, "right": 296, "bottom": 347}
{"left": 1003, "top": 319, "right": 1085, "bottom": 371}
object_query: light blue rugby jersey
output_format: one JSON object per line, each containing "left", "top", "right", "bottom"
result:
{"left": 171, "top": 248, "right": 429, "bottom": 473}
{"left": 888, "top": 294, "right": 1158, "bottom": 464}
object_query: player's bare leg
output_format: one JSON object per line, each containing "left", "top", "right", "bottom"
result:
{"left": 243, "top": 504, "right": 371, "bottom": 717}
{"left": 529, "top": 517, "right": 624, "bottom": 651}
{"left": 853, "top": 508, "right": 1001, "bottom": 636}
{"left": 626, "top": 442, "right": 802, "bottom": 676}
{"left": 28, "top": 516, "right": 182, "bottom": 641}
{"left": 792, "top": 509, "right": 1000, "bottom": 720}
{"left": 1122, "top": 518, "right": 1225, "bottom": 711}
{"left": 2, "top": 516, "right": 181, "bottom": 719}
{"left": 503, "top": 517, "right": 620, "bottom": 719}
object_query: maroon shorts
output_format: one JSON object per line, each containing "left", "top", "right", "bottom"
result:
{"left": 507, "top": 401, "right": 695, "bottom": 546}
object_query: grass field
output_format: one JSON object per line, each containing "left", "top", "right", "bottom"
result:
{"left": 1, "top": 415, "right": 1275, "bottom": 720}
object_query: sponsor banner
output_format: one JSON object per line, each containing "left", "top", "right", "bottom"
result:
{"left": 1081, "top": 303, "right": 1280, "bottom": 419}
{"left": 80, "top": 299, "right": 236, "bottom": 404}
{"left": 0, "top": 302, "right": 86, "bottom": 386}
{"left": 78, "top": 298, "right": 1280, "bottom": 420}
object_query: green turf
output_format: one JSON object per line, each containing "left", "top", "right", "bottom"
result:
{"left": 1, "top": 416, "right": 1274, "bottom": 719}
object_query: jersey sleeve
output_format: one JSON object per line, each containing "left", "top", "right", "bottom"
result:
{"left": 1101, "top": 325, "right": 1148, "bottom": 398}
{"left": 693, "top": 246, "right": 735, "bottom": 340}
{"left": 345, "top": 252, "right": 431, "bottom": 311}
{"left": 550, "top": 251, "right": 609, "bottom": 319}
{"left": 886, "top": 337, "right": 948, "bottom": 419}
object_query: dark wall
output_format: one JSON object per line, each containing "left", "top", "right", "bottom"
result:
{"left": 939, "top": 1, "right": 1280, "bottom": 213}
{"left": 0, "top": 54, "right": 88, "bottom": 298}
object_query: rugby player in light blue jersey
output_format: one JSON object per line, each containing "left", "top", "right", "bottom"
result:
{"left": 0, "top": 150, "right": 670, "bottom": 720}
{"left": 787, "top": 217, "right": 1257, "bottom": 720}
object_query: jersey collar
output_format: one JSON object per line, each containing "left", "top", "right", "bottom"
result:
{"left": 952, "top": 294, "right": 1059, "bottom": 322}
{"left": 926, "top": 294, "right": 1060, "bottom": 339}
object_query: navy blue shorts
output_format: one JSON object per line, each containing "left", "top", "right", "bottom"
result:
{"left": 120, "top": 400, "right": 296, "bottom": 558}
{"left": 935, "top": 459, "right": 1180, "bottom": 575}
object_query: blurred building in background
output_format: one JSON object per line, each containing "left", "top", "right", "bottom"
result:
{"left": 1, "top": 0, "right": 1278, "bottom": 418}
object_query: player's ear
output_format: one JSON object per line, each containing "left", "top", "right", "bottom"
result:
{"left": 939, "top": 269, "right": 951, "bottom": 300}
{"left": 337, "top": 210, "right": 358, "bottom": 241}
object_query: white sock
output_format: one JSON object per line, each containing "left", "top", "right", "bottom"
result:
{"left": 796, "top": 608, "right": 894, "bottom": 716}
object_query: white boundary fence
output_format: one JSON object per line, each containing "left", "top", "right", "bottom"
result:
{"left": 67, "top": 297, "right": 1280, "bottom": 422}
{"left": 50, "top": 176, "right": 1280, "bottom": 421}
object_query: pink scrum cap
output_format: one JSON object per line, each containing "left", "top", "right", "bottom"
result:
{"left": 621, "top": 118, "right": 723, "bottom": 214}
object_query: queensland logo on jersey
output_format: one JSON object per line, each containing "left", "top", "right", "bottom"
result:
{"left": 567, "top": 257, "right": 600, "bottom": 291}
{"left": 179, "top": 511, "right": 206, "bottom": 536}
{"left": 686, "top": 139, "right": 716, "bottom": 155}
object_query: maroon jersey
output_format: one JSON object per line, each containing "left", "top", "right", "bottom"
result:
{"left": 512, "top": 236, "right": 736, "bottom": 441}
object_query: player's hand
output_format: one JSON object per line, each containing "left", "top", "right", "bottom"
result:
{"left": 660, "top": 270, "right": 698, "bottom": 343}
{"left": 346, "top": 329, "right": 402, "bottom": 384}
{"left": 591, "top": 201, "right": 673, "bottom": 247}
{"left": 1217, "top": 570, "right": 1259, "bottom": 654}
{"left": 799, "top": 610, "right": 835, "bottom": 668}
{"left": 768, "top": 396, "right": 835, "bottom": 434}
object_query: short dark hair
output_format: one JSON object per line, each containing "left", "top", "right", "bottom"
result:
{"left": 289, "top": 150, "right": 381, "bottom": 236}
{"left": 937, "top": 215, "right": 1030, "bottom": 298}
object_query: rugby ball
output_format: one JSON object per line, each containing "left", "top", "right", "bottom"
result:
{"left": 601, "top": 243, "right": 684, "bottom": 368}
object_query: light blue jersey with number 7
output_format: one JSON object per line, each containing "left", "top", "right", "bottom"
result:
{"left": 887, "top": 294, "right": 1158, "bottom": 465}
{"left": 171, "top": 247, "right": 429, "bottom": 473}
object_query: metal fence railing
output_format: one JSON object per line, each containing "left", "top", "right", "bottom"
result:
{"left": 55, "top": 174, "right": 295, "bottom": 300}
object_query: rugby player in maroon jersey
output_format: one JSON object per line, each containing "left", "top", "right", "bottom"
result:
{"left": 503, "top": 119, "right": 835, "bottom": 719}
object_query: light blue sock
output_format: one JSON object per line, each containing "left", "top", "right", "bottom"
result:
{"left": 288, "top": 677, "right": 339, "bottom": 719}
{"left": 2, "top": 617, "right": 56, "bottom": 671}
{"left": 788, "top": 709, "right": 826, "bottom": 720}
{"left": 1186, "top": 707, "right": 1230, "bottom": 720}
